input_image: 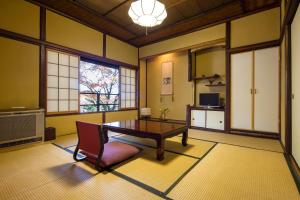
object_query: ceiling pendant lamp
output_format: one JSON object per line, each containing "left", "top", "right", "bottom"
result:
{"left": 128, "top": 0, "right": 167, "bottom": 34}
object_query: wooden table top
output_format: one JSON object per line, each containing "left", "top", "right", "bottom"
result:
{"left": 102, "top": 120, "right": 187, "bottom": 136}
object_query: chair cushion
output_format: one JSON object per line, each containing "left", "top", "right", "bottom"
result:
{"left": 81, "top": 141, "right": 140, "bottom": 168}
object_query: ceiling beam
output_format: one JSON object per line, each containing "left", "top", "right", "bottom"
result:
{"left": 103, "top": 0, "right": 131, "bottom": 16}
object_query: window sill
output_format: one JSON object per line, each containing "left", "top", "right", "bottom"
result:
{"left": 46, "top": 108, "right": 138, "bottom": 117}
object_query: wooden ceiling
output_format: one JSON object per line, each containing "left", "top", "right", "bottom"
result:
{"left": 28, "top": 0, "right": 280, "bottom": 47}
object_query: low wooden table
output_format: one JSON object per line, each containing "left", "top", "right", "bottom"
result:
{"left": 102, "top": 120, "right": 188, "bottom": 161}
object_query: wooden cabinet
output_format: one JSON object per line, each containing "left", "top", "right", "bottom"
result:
{"left": 230, "top": 47, "right": 279, "bottom": 133}
{"left": 190, "top": 108, "right": 225, "bottom": 131}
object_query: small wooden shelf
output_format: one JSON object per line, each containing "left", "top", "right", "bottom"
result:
{"left": 194, "top": 74, "right": 220, "bottom": 81}
{"left": 205, "top": 84, "right": 226, "bottom": 87}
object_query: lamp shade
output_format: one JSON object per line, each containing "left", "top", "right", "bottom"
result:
{"left": 128, "top": 0, "right": 167, "bottom": 27}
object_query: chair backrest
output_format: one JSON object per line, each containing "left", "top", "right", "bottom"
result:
{"left": 75, "top": 121, "right": 103, "bottom": 156}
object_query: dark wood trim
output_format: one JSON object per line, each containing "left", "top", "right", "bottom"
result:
{"left": 0, "top": 28, "right": 138, "bottom": 69}
{"left": 102, "top": 112, "right": 106, "bottom": 123}
{"left": 46, "top": 109, "right": 138, "bottom": 117}
{"left": 230, "top": 129, "right": 279, "bottom": 139}
{"left": 188, "top": 49, "right": 192, "bottom": 81}
{"left": 40, "top": 7, "right": 46, "bottom": 41}
{"left": 284, "top": 153, "right": 300, "bottom": 192}
{"left": 229, "top": 40, "right": 280, "bottom": 54}
{"left": 137, "top": 64, "right": 141, "bottom": 118}
{"left": 189, "top": 106, "right": 225, "bottom": 112}
{"left": 280, "top": 0, "right": 300, "bottom": 43}
{"left": 145, "top": 59, "right": 148, "bottom": 107}
{"left": 225, "top": 21, "right": 231, "bottom": 133}
{"left": 0, "top": 28, "right": 41, "bottom": 45}
{"left": 39, "top": 7, "right": 46, "bottom": 109}
{"left": 39, "top": 45, "right": 46, "bottom": 109}
{"left": 103, "top": 33, "right": 106, "bottom": 58}
{"left": 186, "top": 105, "right": 191, "bottom": 128}
{"left": 190, "top": 126, "right": 226, "bottom": 133}
{"left": 286, "top": 25, "right": 292, "bottom": 154}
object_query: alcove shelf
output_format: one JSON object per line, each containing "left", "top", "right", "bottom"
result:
{"left": 205, "top": 83, "right": 226, "bottom": 87}
{"left": 193, "top": 74, "right": 220, "bottom": 81}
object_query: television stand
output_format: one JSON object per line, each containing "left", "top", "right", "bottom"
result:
{"left": 186, "top": 105, "right": 225, "bottom": 132}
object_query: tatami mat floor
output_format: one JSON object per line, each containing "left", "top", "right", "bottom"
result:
{"left": 0, "top": 129, "right": 298, "bottom": 200}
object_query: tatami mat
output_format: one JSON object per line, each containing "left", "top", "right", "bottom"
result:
{"left": 112, "top": 145, "right": 198, "bottom": 192}
{"left": 168, "top": 144, "right": 299, "bottom": 200}
{"left": 0, "top": 144, "right": 162, "bottom": 200}
{"left": 188, "top": 129, "right": 283, "bottom": 152}
{"left": 66, "top": 141, "right": 203, "bottom": 192}
{"left": 113, "top": 135, "right": 216, "bottom": 158}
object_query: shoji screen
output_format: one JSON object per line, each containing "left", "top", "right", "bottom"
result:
{"left": 231, "top": 52, "right": 253, "bottom": 130}
{"left": 292, "top": 6, "right": 300, "bottom": 166}
{"left": 47, "top": 50, "right": 79, "bottom": 114}
{"left": 120, "top": 67, "right": 136, "bottom": 109}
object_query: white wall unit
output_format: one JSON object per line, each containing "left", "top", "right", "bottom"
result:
{"left": 254, "top": 47, "right": 279, "bottom": 133}
{"left": 191, "top": 110, "right": 206, "bottom": 127}
{"left": 230, "top": 47, "right": 279, "bottom": 133}
{"left": 231, "top": 52, "right": 253, "bottom": 130}
{"left": 191, "top": 109, "right": 224, "bottom": 130}
{"left": 292, "top": 6, "right": 300, "bottom": 166}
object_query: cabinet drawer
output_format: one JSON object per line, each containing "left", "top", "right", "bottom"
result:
{"left": 191, "top": 110, "right": 206, "bottom": 127}
{"left": 206, "top": 111, "right": 224, "bottom": 130}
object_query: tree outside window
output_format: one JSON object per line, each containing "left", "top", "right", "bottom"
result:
{"left": 80, "top": 61, "right": 119, "bottom": 112}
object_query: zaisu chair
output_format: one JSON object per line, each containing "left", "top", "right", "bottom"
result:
{"left": 73, "top": 121, "right": 140, "bottom": 170}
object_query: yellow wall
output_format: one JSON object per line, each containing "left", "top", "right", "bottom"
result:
{"left": 195, "top": 48, "right": 226, "bottom": 105}
{"left": 46, "top": 113, "right": 102, "bottom": 136}
{"left": 46, "top": 10, "right": 103, "bottom": 56}
{"left": 139, "top": 59, "right": 147, "bottom": 109}
{"left": 139, "top": 24, "right": 226, "bottom": 58}
{"left": 106, "top": 36, "right": 138, "bottom": 66}
{"left": 231, "top": 8, "right": 280, "bottom": 48}
{"left": 0, "top": 37, "right": 39, "bottom": 109}
{"left": 195, "top": 48, "right": 226, "bottom": 77}
{"left": 146, "top": 51, "right": 193, "bottom": 120}
{"left": 106, "top": 110, "right": 138, "bottom": 122}
{"left": 0, "top": 0, "right": 40, "bottom": 38}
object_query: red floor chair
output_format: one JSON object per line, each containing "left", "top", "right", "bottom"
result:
{"left": 73, "top": 121, "right": 140, "bottom": 170}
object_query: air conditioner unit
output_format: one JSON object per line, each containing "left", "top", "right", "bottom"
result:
{"left": 0, "top": 108, "right": 44, "bottom": 148}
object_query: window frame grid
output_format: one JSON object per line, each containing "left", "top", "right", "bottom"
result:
{"left": 120, "top": 67, "right": 137, "bottom": 110}
{"left": 46, "top": 49, "right": 80, "bottom": 115}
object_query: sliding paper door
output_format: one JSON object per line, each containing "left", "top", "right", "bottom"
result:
{"left": 292, "top": 5, "right": 300, "bottom": 166}
{"left": 254, "top": 47, "right": 279, "bottom": 133}
{"left": 231, "top": 52, "right": 253, "bottom": 130}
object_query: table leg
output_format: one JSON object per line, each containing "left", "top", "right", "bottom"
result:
{"left": 156, "top": 139, "right": 165, "bottom": 161}
{"left": 182, "top": 130, "right": 188, "bottom": 146}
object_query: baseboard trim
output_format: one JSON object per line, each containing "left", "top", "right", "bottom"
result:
{"left": 284, "top": 153, "right": 300, "bottom": 193}
{"left": 190, "top": 126, "right": 226, "bottom": 133}
{"left": 230, "top": 129, "right": 279, "bottom": 139}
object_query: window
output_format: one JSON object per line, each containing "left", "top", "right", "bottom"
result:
{"left": 46, "top": 50, "right": 79, "bottom": 113}
{"left": 80, "top": 60, "right": 119, "bottom": 112}
{"left": 120, "top": 67, "right": 136, "bottom": 109}
{"left": 46, "top": 49, "right": 137, "bottom": 115}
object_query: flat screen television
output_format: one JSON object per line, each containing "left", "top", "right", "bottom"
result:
{"left": 199, "top": 93, "right": 220, "bottom": 107}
